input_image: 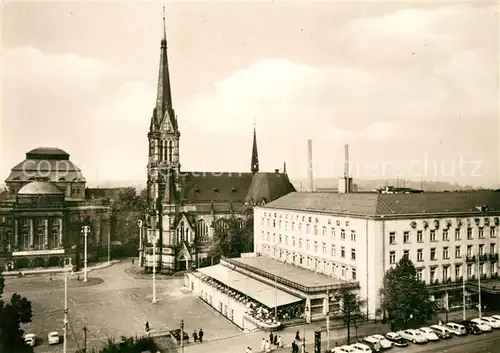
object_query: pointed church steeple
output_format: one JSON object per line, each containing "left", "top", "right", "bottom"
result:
{"left": 152, "top": 3, "right": 177, "bottom": 132}
{"left": 283, "top": 161, "right": 287, "bottom": 174}
{"left": 251, "top": 120, "right": 259, "bottom": 173}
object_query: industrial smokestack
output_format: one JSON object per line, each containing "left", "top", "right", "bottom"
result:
{"left": 308, "top": 139, "right": 314, "bottom": 192}
{"left": 344, "top": 144, "right": 349, "bottom": 177}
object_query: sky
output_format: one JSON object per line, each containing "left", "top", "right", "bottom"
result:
{"left": 1, "top": 0, "right": 499, "bottom": 187}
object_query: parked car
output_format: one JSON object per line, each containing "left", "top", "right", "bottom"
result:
{"left": 430, "top": 325, "right": 452, "bottom": 339}
{"left": 465, "top": 319, "right": 490, "bottom": 333}
{"left": 349, "top": 343, "right": 373, "bottom": 352}
{"left": 397, "top": 329, "right": 428, "bottom": 344}
{"left": 47, "top": 331, "right": 60, "bottom": 345}
{"left": 491, "top": 315, "right": 500, "bottom": 321}
{"left": 384, "top": 332, "right": 408, "bottom": 347}
{"left": 418, "top": 327, "right": 440, "bottom": 341}
{"left": 370, "top": 334, "right": 393, "bottom": 349}
{"left": 361, "top": 336, "right": 381, "bottom": 352}
{"left": 24, "top": 333, "right": 36, "bottom": 347}
{"left": 332, "top": 345, "right": 356, "bottom": 353}
{"left": 445, "top": 322, "right": 467, "bottom": 336}
{"left": 479, "top": 317, "right": 500, "bottom": 329}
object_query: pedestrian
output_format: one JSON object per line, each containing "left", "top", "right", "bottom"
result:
{"left": 295, "top": 330, "right": 300, "bottom": 341}
{"left": 261, "top": 338, "right": 266, "bottom": 352}
{"left": 265, "top": 340, "right": 271, "bottom": 353}
{"left": 246, "top": 347, "right": 252, "bottom": 353}
{"left": 198, "top": 328, "right": 204, "bottom": 343}
{"left": 145, "top": 321, "right": 150, "bottom": 332}
{"left": 291, "top": 341, "right": 298, "bottom": 353}
{"left": 276, "top": 335, "right": 282, "bottom": 348}
{"left": 273, "top": 334, "right": 278, "bottom": 346}
{"left": 269, "top": 332, "right": 274, "bottom": 344}
{"left": 192, "top": 330, "right": 198, "bottom": 343}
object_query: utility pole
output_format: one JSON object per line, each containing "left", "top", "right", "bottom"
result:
{"left": 477, "top": 255, "right": 482, "bottom": 318}
{"left": 81, "top": 225, "right": 90, "bottom": 282}
{"left": 180, "top": 319, "right": 184, "bottom": 353}
{"left": 326, "top": 288, "right": 330, "bottom": 351}
{"left": 107, "top": 223, "right": 111, "bottom": 265}
{"left": 137, "top": 219, "right": 143, "bottom": 266}
{"left": 83, "top": 326, "right": 87, "bottom": 352}
{"left": 63, "top": 271, "right": 68, "bottom": 353}
{"left": 274, "top": 273, "right": 278, "bottom": 319}
{"left": 462, "top": 262, "right": 466, "bottom": 321}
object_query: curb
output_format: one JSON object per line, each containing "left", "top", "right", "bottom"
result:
{"left": 1, "top": 260, "right": 121, "bottom": 277}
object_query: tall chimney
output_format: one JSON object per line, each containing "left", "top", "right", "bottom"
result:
{"left": 344, "top": 144, "right": 349, "bottom": 177}
{"left": 308, "top": 139, "right": 314, "bottom": 191}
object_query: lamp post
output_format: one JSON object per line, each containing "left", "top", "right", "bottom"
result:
{"left": 477, "top": 255, "right": 482, "bottom": 318}
{"left": 303, "top": 304, "right": 309, "bottom": 353}
{"left": 63, "top": 269, "right": 69, "bottom": 353}
{"left": 81, "top": 226, "right": 90, "bottom": 282}
{"left": 149, "top": 233, "right": 157, "bottom": 304}
{"left": 137, "top": 220, "right": 143, "bottom": 266}
{"left": 462, "top": 262, "right": 466, "bottom": 321}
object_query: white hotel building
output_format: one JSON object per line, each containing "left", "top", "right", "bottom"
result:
{"left": 254, "top": 190, "right": 500, "bottom": 319}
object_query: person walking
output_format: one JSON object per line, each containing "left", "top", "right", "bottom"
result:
{"left": 273, "top": 334, "right": 278, "bottom": 346}
{"left": 192, "top": 330, "right": 198, "bottom": 343}
{"left": 246, "top": 347, "right": 252, "bottom": 353}
{"left": 145, "top": 321, "right": 150, "bottom": 332}
{"left": 295, "top": 330, "right": 300, "bottom": 341}
{"left": 198, "top": 328, "right": 204, "bottom": 343}
{"left": 265, "top": 340, "right": 271, "bottom": 353}
{"left": 261, "top": 338, "right": 266, "bottom": 352}
{"left": 291, "top": 341, "right": 298, "bottom": 353}
{"left": 276, "top": 335, "right": 283, "bottom": 348}
{"left": 269, "top": 332, "right": 274, "bottom": 345}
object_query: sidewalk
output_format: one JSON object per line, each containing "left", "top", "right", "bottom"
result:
{"left": 1, "top": 259, "right": 120, "bottom": 277}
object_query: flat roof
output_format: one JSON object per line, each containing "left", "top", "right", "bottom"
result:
{"left": 229, "top": 256, "right": 351, "bottom": 289}
{"left": 197, "top": 264, "right": 302, "bottom": 308}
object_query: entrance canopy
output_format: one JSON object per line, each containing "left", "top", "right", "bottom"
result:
{"left": 198, "top": 264, "right": 303, "bottom": 308}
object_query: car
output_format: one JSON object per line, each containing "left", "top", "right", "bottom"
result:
{"left": 384, "top": 332, "right": 408, "bottom": 347}
{"left": 24, "top": 333, "right": 36, "bottom": 347}
{"left": 445, "top": 322, "right": 468, "bottom": 336}
{"left": 332, "top": 345, "right": 356, "bottom": 353}
{"left": 429, "top": 325, "right": 453, "bottom": 339}
{"left": 359, "top": 337, "right": 380, "bottom": 352}
{"left": 418, "top": 327, "right": 440, "bottom": 341}
{"left": 397, "top": 329, "right": 428, "bottom": 344}
{"left": 461, "top": 320, "right": 483, "bottom": 334}
{"left": 47, "top": 331, "right": 60, "bottom": 345}
{"left": 466, "top": 319, "right": 491, "bottom": 333}
{"left": 479, "top": 317, "right": 500, "bottom": 329}
{"left": 349, "top": 343, "right": 372, "bottom": 352}
{"left": 370, "top": 334, "right": 393, "bottom": 349}
{"left": 491, "top": 315, "right": 500, "bottom": 321}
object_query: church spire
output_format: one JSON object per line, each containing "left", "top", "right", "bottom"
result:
{"left": 283, "top": 161, "right": 287, "bottom": 174}
{"left": 251, "top": 119, "right": 259, "bottom": 173}
{"left": 153, "top": 1, "right": 176, "bottom": 131}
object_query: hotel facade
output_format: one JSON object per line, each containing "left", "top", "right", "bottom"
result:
{"left": 253, "top": 191, "right": 500, "bottom": 318}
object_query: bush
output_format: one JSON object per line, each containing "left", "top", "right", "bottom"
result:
{"left": 75, "top": 336, "right": 159, "bottom": 353}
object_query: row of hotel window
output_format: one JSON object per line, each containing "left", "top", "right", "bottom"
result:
{"left": 389, "top": 243, "right": 497, "bottom": 264}
{"left": 261, "top": 218, "right": 356, "bottom": 239}
{"left": 389, "top": 227, "right": 496, "bottom": 245}
{"left": 260, "top": 232, "right": 356, "bottom": 259}
{"left": 416, "top": 263, "right": 498, "bottom": 283}
{"left": 261, "top": 245, "right": 358, "bottom": 280}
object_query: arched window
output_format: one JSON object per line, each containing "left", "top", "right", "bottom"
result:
{"left": 180, "top": 221, "right": 185, "bottom": 243}
{"left": 237, "top": 218, "right": 245, "bottom": 229}
{"left": 196, "top": 220, "right": 208, "bottom": 243}
{"left": 168, "top": 141, "right": 173, "bottom": 164}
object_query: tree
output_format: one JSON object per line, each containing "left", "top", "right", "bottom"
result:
{"left": 110, "top": 187, "right": 148, "bottom": 247}
{"left": 211, "top": 213, "right": 254, "bottom": 258}
{"left": 380, "top": 256, "right": 436, "bottom": 330}
{"left": 0, "top": 273, "right": 34, "bottom": 352}
{"left": 75, "top": 335, "right": 159, "bottom": 353}
{"left": 338, "top": 285, "right": 366, "bottom": 345}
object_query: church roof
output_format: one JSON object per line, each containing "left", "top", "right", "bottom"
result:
{"left": 262, "top": 191, "right": 500, "bottom": 218}
{"left": 18, "top": 181, "right": 64, "bottom": 195}
{"left": 245, "top": 172, "right": 296, "bottom": 204}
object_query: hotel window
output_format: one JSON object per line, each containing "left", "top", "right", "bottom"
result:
{"left": 443, "top": 229, "right": 449, "bottom": 241}
{"left": 389, "top": 232, "right": 396, "bottom": 245}
{"left": 299, "top": 239, "right": 303, "bottom": 248}
{"left": 490, "top": 243, "right": 496, "bottom": 254}
{"left": 292, "top": 237, "right": 295, "bottom": 247}
{"left": 332, "top": 263, "right": 336, "bottom": 275}
{"left": 430, "top": 248, "right": 437, "bottom": 261}
{"left": 430, "top": 230, "right": 436, "bottom": 242}
{"left": 299, "top": 255, "right": 303, "bottom": 264}
{"left": 285, "top": 221, "right": 288, "bottom": 230}
{"left": 341, "top": 229, "right": 345, "bottom": 240}
{"left": 417, "top": 249, "right": 423, "bottom": 262}
{"left": 292, "top": 222, "right": 295, "bottom": 230}
{"left": 261, "top": 231, "right": 264, "bottom": 239}
{"left": 351, "top": 231, "right": 356, "bottom": 242}
{"left": 322, "top": 242, "right": 327, "bottom": 254}
{"left": 314, "top": 225, "right": 318, "bottom": 235}
{"left": 322, "top": 226, "right": 326, "bottom": 236}
{"left": 467, "top": 264, "right": 472, "bottom": 278}
{"left": 389, "top": 251, "right": 396, "bottom": 264}
{"left": 455, "top": 265, "right": 461, "bottom": 279}
{"left": 306, "top": 224, "right": 310, "bottom": 234}
{"left": 417, "top": 269, "right": 423, "bottom": 281}
{"left": 442, "top": 266, "right": 449, "bottom": 280}
{"left": 455, "top": 228, "right": 461, "bottom": 240}
{"left": 279, "top": 235, "right": 282, "bottom": 244}
{"left": 351, "top": 248, "right": 356, "bottom": 260}
{"left": 479, "top": 228, "right": 485, "bottom": 239}
{"left": 352, "top": 268, "right": 357, "bottom": 280}
{"left": 455, "top": 246, "right": 461, "bottom": 258}
{"left": 273, "top": 220, "right": 276, "bottom": 228}
{"left": 299, "top": 223, "right": 302, "bottom": 232}
{"left": 307, "top": 258, "right": 310, "bottom": 267}
{"left": 443, "top": 247, "right": 449, "bottom": 259}
{"left": 491, "top": 228, "right": 496, "bottom": 238}
{"left": 403, "top": 250, "right": 409, "bottom": 258}
{"left": 266, "top": 232, "right": 270, "bottom": 241}
{"left": 267, "top": 219, "right": 270, "bottom": 227}
{"left": 403, "top": 231, "right": 410, "bottom": 244}
{"left": 261, "top": 218, "right": 265, "bottom": 227}
{"left": 467, "top": 245, "right": 473, "bottom": 256}
{"left": 341, "top": 266, "right": 346, "bottom": 277}
{"left": 417, "top": 230, "right": 423, "bottom": 243}
{"left": 306, "top": 240, "right": 310, "bottom": 250}
{"left": 285, "top": 235, "right": 288, "bottom": 245}
{"left": 479, "top": 244, "right": 484, "bottom": 255}
{"left": 279, "top": 220, "right": 282, "bottom": 229}
{"left": 331, "top": 245, "right": 336, "bottom": 256}
{"left": 273, "top": 233, "right": 276, "bottom": 242}
{"left": 341, "top": 246, "right": 345, "bottom": 258}
{"left": 314, "top": 241, "right": 318, "bottom": 252}
{"left": 467, "top": 227, "right": 473, "bottom": 240}
{"left": 331, "top": 228, "right": 335, "bottom": 239}
{"left": 430, "top": 268, "right": 436, "bottom": 283}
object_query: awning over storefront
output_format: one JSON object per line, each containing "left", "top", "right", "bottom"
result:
{"left": 197, "top": 264, "right": 303, "bottom": 308}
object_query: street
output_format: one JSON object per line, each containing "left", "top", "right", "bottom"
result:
{"left": 3, "top": 261, "right": 241, "bottom": 353}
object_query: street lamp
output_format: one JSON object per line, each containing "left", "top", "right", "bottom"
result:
{"left": 81, "top": 226, "right": 91, "bottom": 282}
{"left": 63, "top": 268, "right": 70, "bottom": 353}
{"left": 149, "top": 233, "right": 157, "bottom": 304}
{"left": 137, "top": 220, "right": 143, "bottom": 266}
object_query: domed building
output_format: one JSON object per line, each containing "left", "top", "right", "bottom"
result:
{"left": 0, "top": 147, "right": 111, "bottom": 271}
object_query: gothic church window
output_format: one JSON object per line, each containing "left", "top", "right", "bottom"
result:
{"left": 197, "top": 220, "right": 209, "bottom": 243}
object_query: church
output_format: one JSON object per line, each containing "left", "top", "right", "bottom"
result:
{"left": 141, "top": 12, "right": 295, "bottom": 274}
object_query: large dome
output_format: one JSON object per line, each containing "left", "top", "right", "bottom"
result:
{"left": 18, "top": 181, "right": 64, "bottom": 195}
{"left": 5, "top": 147, "right": 86, "bottom": 183}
